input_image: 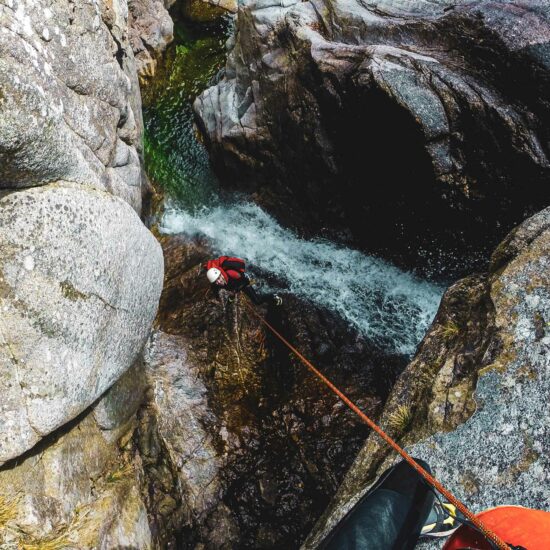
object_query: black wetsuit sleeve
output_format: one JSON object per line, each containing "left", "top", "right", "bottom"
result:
{"left": 210, "top": 273, "right": 248, "bottom": 299}
{"left": 210, "top": 284, "right": 221, "bottom": 299}
{"left": 243, "top": 285, "right": 262, "bottom": 305}
{"left": 226, "top": 272, "right": 249, "bottom": 292}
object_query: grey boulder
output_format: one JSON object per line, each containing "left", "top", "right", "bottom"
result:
{"left": 0, "top": 183, "right": 164, "bottom": 465}
{"left": 0, "top": 0, "right": 144, "bottom": 211}
{"left": 195, "top": 0, "right": 550, "bottom": 266}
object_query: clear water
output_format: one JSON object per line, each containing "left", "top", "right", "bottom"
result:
{"left": 142, "top": 19, "right": 226, "bottom": 209}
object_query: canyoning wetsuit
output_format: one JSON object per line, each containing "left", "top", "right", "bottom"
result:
{"left": 204, "top": 256, "right": 278, "bottom": 306}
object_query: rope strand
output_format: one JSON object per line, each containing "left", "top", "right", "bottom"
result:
{"left": 244, "top": 300, "right": 510, "bottom": 550}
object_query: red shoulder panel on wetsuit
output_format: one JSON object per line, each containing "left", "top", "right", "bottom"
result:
{"left": 221, "top": 257, "right": 246, "bottom": 273}
{"left": 225, "top": 269, "right": 242, "bottom": 281}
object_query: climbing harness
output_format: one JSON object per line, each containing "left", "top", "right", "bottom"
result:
{"left": 243, "top": 299, "right": 511, "bottom": 550}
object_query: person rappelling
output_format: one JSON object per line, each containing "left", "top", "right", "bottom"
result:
{"left": 203, "top": 255, "right": 283, "bottom": 306}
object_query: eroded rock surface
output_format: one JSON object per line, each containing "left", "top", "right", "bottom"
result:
{"left": 128, "top": 0, "right": 174, "bottom": 80}
{"left": 195, "top": 0, "right": 550, "bottom": 271}
{"left": 0, "top": 0, "right": 146, "bottom": 211}
{"left": 304, "top": 207, "right": 550, "bottom": 548}
{"left": 204, "top": 0, "right": 236, "bottom": 15}
{"left": 0, "top": 0, "right": 166, "bottom": 545}
{"left": 0, "top": 360, "right": 151, "bottom": 549}
{"left": 0, "top": 184, "right": 163, "bottom": 465}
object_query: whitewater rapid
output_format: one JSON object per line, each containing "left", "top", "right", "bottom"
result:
{"left": 161, "top": 201, "right": 444, "bottom": 357}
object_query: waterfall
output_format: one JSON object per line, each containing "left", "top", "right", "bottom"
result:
{"left": 161, "top": 200, "right": 444, "bottom": 357}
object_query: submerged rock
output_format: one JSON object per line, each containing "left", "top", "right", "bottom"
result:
{"left": 178, "top": 0, "right": 237, "bottom": 23}
{"left": 0, "top": 184, "right": 163, "bottom": 466}
{"left": 304, "top": 207, "right": 550, "bottom": 548}
{"left": 195, "top": 0, "right": 550, "bottom": 272}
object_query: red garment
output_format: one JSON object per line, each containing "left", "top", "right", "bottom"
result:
{"left": 444, "top": 506, "right": 550, "bottom": 550}
{"left": 205, "top": 256, "right": 247, "bottom": 287}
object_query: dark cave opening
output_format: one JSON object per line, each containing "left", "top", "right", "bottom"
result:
{"left": 321, "top": 83, "right": 494, "bottom": 280}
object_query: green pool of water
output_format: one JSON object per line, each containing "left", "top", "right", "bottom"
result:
{"left": 142, "top": 17, "right": 230, "bottom": 210}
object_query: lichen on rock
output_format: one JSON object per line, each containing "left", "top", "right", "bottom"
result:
{"left": 0, "top": 0, "right": 167, "bottom": 545}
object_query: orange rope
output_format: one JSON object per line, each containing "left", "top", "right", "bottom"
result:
{"left": 244, "top": 300, "right": 510, "bottom": 550}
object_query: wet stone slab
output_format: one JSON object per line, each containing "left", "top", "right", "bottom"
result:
{"left": 150, "top": 232, "right": 408, "bottom": 548}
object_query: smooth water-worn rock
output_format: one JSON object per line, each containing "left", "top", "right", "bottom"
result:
{"left": 128, "top": 0, "right": 174, "bottom": 80}
{"left": 140, "top": 330, "right": 239, "bottom": 549}
{"left": 93, "top": 357, "right": 149, "bottom": 435}
{"left": 0, "top": 0, "right": 144, "bottom": 210}
{"left": 0, "top": 360, "right": 152, "bottom": 549}
{"left": 304, "top": 207, "right": 550, "bottom": 548}
{"left": 195, "top": 0, "right": 550, "bottom": 271}
{"left": 0, "top": 183, "right": 163, "bottom": 466}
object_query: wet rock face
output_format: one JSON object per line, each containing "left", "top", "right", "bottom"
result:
{"left": 0, "top": 0, "right": 146, "bottom": 211}
{"left": 148, "top": 233, "right": 406, "bottom": 548}
{"left": 195, "top": 0, "right": 550, "bottom": 272}
{"left": 139, "top": 330, "right": 239, "bottom": 549}
{"left": 0, "top": 184, "right": 163, "bottom": 466}
{"left": 305, "top": 207, "right": 550, "bottom": 548}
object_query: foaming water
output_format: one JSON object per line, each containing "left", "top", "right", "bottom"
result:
{"left": 161, "top": 201, "right": 444, "bottom": 357}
